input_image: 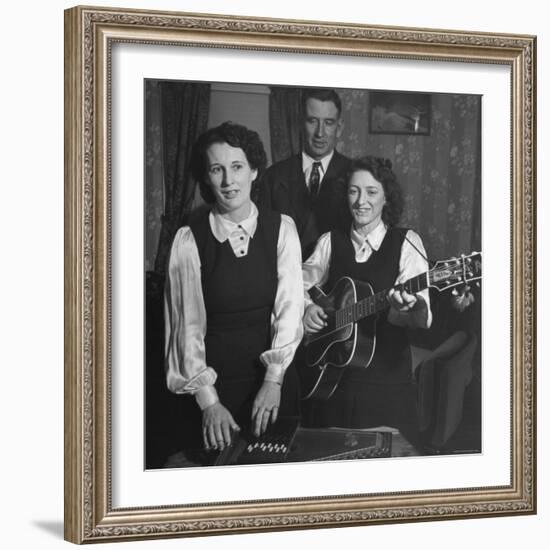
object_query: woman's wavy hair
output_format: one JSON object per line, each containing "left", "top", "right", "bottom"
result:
{"left": 190, "top": 121, "right": 267, "bottom": 204}
{"left": 342, "top": 156, "right": 404, "bottom": 228}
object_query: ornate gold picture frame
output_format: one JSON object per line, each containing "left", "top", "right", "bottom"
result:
{"left": 64, "top": 5, "right": 536, "bottom": 544}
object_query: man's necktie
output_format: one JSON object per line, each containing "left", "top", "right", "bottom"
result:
{"left": 309, "top": 161, "right": 322, "bottom": 196}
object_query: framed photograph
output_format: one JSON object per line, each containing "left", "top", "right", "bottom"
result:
{"left": 64, "top": 5, "right": 536, "bottom": 544}
{"left": 369, "top": 91, "right": 431, "bottom": 135}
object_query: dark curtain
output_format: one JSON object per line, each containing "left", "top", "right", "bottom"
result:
{"left": 147, "top": 81, "right": 210, "bottom": 468}
{"left": 269, "top": 86, "right": 302, "bottom": 164}
{"left": 153, "top": 81, "right": 211, "bottom": 274}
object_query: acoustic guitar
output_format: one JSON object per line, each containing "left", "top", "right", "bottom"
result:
{"left": 301, "top": 251, "right": 482, "bottom": 400}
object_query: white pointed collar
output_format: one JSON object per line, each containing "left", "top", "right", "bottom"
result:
{"left": 350, "top": 220, "right": 387, "bottom": 251}
{"left": 208, "top": 202, "right": 258, "bottom": 243}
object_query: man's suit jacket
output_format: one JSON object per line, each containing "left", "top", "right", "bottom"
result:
{"left": 259, "top": 151, "right": 352, "bottom": 260}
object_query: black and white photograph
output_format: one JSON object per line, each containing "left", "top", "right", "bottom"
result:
{"left": 144, "top": 81, "right": 482, "bottom": 470}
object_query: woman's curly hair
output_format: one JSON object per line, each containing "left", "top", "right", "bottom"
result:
{"left": 190, "top": 121, "right": 267, "bottom": 204}
{"left": 343, "top": 156, "right": 404, "bottom": 227}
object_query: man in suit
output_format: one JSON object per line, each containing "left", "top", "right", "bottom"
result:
{"left": 260, "top": 88, "right": 352, "bottom": 259}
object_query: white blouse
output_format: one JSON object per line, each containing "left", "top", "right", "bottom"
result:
{"left": 302, "top": 222, "right": 432, "bottom": 329}
{"left": 164, "top": 203, "right": 304, "bottom": 410}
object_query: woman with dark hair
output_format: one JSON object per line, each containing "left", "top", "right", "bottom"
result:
{"left": 165, "top": 122, "right": 303, "bottom": 455}
{"left": 301, "top": 155, "right": 431, "bottom": 436}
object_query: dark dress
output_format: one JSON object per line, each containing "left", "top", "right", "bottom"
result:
{"left": 303, "top": 226, "right": 419, "bottom": 441}
{"left": 181, "top": 209, "right": 300, "bottom": 448}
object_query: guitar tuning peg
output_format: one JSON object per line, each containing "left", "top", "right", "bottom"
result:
{"left": 451, "top": 288, "right": 459, "bottom": 296}
{"left": 475, "top": 282, "right": 481, "bottom": 288}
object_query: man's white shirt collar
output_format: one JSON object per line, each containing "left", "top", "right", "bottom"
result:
{"left": 302, "top": 150, "right": 335, "bottom": 176}
{"left": 209, "top": 202, "right": 258, "bottom": 243}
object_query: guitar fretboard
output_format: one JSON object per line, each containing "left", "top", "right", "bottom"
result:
{"left": 335, "top": 272, "right": 428, "bottom": 329}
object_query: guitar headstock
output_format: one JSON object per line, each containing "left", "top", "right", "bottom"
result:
{"left": 428, "top": 251, "right": 482, "bottom": 293}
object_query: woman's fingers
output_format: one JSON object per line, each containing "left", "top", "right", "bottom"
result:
{"left": 388, "top": 288, "right": 417, "bottom": 311}
{"left": 207, "top": 424, "right": 217, "bottom": 449}
{"left": 212, "top": 423, "right": 224, "bottom": 449}
{"left": 308, "top": 317, "right": 325, "bottom": 331}
{"left": 401, "top": 290, "right": 417, "bottom": 306}
{"left": 251, "top": 381, "right": 281, "bottom": 436}
{"left": 253, "top": 408, "right": 263, "bottom": 438}
{"left": 202, "top": 426, "right": 210, "bottom": 450}
{"left": 260, "top": 409, "right": 270, "bottom": 435}
{"left": 221, "top": 421, "right": 233, "bottom": 448}
{"left": 305, "top": 305, "right": 329, "bottom": 333}
{"left": 252, "top": 405, "right": 279, "bottom": 437}
{"left": 252, "top": 407, "right": 270, "bottom": 437}
{"left": 388, "top": 288, "right": 402, "bottom": 306}
{"left": 271, "top": 405, "right": 279, "bottom": 425}
{"left": 314, "top": 308, "right": 328, "bottom": 323}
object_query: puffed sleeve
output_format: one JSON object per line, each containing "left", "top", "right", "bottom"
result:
{"left": 164, "top": 227, "right": 219, "bottom": 409}
{"left": 260, "top": 215, "right": 304, "bottom": 384}
{"left": 302, "top": 232, "right": 332, "bottom": 308}
{"left": 388, "top": 229, "right": 432, "bottom": 329}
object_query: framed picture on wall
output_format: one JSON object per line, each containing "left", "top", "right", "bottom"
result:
{"left": 64, "top": 5, "right": 536, "bottom": 544}
{"left": 369, "top": 90, "right": 432, "bottom": 135}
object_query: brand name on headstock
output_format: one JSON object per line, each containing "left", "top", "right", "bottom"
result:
{"left": 432, "top": 270, "right": 453, "bottom": 282}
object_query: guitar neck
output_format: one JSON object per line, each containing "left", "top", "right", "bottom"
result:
{"left": 335, "top": 272, "right": 429, "bottom": 328}
{"left": 332, "top": 251, "right": 481, "bottom": 329}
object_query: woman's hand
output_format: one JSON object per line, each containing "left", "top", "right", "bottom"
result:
{"left": 388, "top": 288, "right": 427, "bottom": 313}
{"left": 303, "top": 303, "right": 328, "bottom": 334}
{"left": 202, "top": 402, "right": 240, "bottom": 451}
{"left": 251, "top": 381, "right": 281, "bottom": 437}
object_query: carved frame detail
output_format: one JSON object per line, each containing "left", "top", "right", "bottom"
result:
{"left": 64, "top": 5, "right": 536, "bottom": 544}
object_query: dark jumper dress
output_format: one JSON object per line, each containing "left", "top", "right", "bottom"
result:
{"left": 303, "top": 226, "right": 419, "bottom": 439}
{"left": 185, "top": 209, "right": 300, "bottom": 442}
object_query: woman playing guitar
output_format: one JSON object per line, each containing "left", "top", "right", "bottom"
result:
{"left": 301, "top": 156, "right": 432, "bottom": 442}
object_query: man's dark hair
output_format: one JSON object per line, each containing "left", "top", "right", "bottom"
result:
{"left": 190, "top": 121, "right": 267, "bottom": 204}
{"left": 301, "top": 88, "right": 343, "bottom": 118}
{"left": 344, "top": 156, "right": 404, "bottom": 227}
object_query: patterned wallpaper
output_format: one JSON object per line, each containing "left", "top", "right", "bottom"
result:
{"left": 337, "top": 90, "right": 481, "bottom": 262}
